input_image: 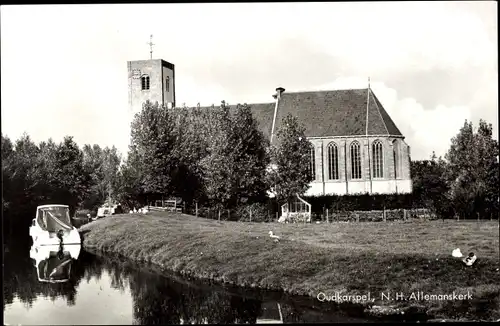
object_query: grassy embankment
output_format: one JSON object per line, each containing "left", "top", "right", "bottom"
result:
{"left": 79, "top": 212, "right": 500, "bottom": 321}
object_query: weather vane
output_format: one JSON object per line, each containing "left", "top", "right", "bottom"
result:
{"left": 147, "top": 34, "right": 155, "bottom": 59}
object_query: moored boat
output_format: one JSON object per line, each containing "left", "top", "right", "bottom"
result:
{"left": 29, "top": 204, "right": 81, "bottom": 246}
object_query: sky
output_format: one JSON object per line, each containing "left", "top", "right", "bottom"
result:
{"left": 1, "top": 2, "right": 497, "bottom": 161}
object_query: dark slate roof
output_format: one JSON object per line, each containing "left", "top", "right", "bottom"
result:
{"left": 272, "top": 88, "right": 403, "bottom": 140}
{"left": 190, "top": 88, "right": 403, "bottom": 143}
{"left": 194, "top": 103, "right": 275, "bottom": 139}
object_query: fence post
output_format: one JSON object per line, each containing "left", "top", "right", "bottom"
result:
{"left": 227, "top": 209, "right": 230, "bottom": 220}
{"left": 195, "top": 202, "right": 198, "bottom": 218}
{"left": 218, "top": 210, "right": 221, "bottom": 222}
{"left": 276, "top": 212, "right": 278, "bottom": 221}
{"left": 403, "top": 209, "right": 407, "bottom": 221}
{"left": 326, "top": 208, "right": 329, "bottom": 223}
{"left": 383, "top": 205, "right": 386, "bottom": 222}
{"left": 250, "top": 208, "right": 252, "bottom": 222}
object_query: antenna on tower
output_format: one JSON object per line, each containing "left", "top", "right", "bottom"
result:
{"left": 147, "top": 34, "right": 155, "bottom": 59}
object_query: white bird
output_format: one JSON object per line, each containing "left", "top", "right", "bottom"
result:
{"left": 452, "top": 248, "right": 463, "bottom": 258}
{"left": 129, "top": 210, "right": 133, "bottom": 214}
{"left": 133, "top": 208, "right": 137, "bottom": 213}
{"left": 463, "top": 252, "right": 477, "bottom": 267}
{"left": 268, "top": 231, "right": 280, "bottom": 242}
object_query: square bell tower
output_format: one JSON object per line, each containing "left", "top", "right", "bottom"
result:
{"left": 127, "top": 59, "right": 175, "bottom": 115}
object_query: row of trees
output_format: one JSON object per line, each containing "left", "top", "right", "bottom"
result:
{"left": 2, "top": 100, "right": 498, "bottom": 234}
{"left": 2, "top": 134, "right": 122, "bottom": 233}
{"left": 118, "top": 100, "right": 312, "bottom": 211}
{"left": 411, "top": 120, "right": 499, "bottom": 220}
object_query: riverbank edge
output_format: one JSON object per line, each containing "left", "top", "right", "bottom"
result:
{"left": 82, "top": 242, "right": 424, "bottom": 322}
{"left": 77, "top": 217, "right": 496, "bottom": 323}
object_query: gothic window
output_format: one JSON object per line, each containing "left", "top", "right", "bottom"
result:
{"left": 350, "top": 141, "right": 362, "bottom": 180}
{"left": 393, "top": 139, "right": 400, "bottom": 179}
{"left": 141, "top": 75, "right": 150, "bottom": 90}
{"left": 166, "top": 76, "right": 170, "bottom": 92}
{"left": 309, "top": 146, "right": 316, "bottom": 181}
{"left": 327, "top": 142, "right": 339, "bottom": 180}
{"left": 372, "top": 140, "right": 384, "bottom": 178}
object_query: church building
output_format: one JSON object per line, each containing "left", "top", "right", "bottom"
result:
{"left": 127, "top": 58, "right": 413, "bottom": 196}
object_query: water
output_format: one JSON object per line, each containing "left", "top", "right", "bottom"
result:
{"left": 3, "top": 237, "right": 373, "bottom": 325}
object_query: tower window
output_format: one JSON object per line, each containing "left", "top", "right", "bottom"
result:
{"left": 141, "top": 75, "right": 150, "bottom": 90}
{"left": 166, "top": 76, "right": 170, "bottom": 92}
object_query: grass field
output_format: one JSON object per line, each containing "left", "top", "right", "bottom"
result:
{"left": 79, "top": 212, "right": 500, "bottom": 321}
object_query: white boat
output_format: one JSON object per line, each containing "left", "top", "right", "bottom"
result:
{"left": 95, "top": 203, "right": 123, "bottom": 219}
{"left": 29, "top": 244, "right": 81, "bottom": 283}
{"left": 29, "top": 204, "right": 81, "bottom": 246}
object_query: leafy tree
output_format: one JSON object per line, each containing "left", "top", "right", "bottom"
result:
{"left": 169, "top": 106, "right": 208, "bottom": 205}
{"left": 116, "top": 145, "right": 147, "bottom": 209}
{"left": 51, "top": 136, "right": 90, "bottom": 215}
{"left": 267, "top": 113, "right": 312, "bottom": 205}
{"left": 101, "top": 146, "right": 122, "bottom": 203}
{"left": 230, "top": 103, "right": 270, "bottom": 205}
{"left": 410, "top": 152, "right": 452, "bottom": 219}
{"left": 199, "top": 101, "right": 235, "bottom": 211}
{"left": 444, "top": 119, "right": 499, "bottom": 219}
{"left": 81, "top": 144, "right": 105, "bottom": 210}
{"left": 130, "top": 101, "right": 178, "bottom": 198}
{"left": 2, "top": 134, "right": 15, "bottom": 212}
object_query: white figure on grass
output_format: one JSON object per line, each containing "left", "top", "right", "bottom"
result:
{"left": 452, "top": 248, "right": 477, "bottom": 267}
{"left": 452, "top": 248, "right": 463, "bottom": 258}
{"left": 462, "top": 252, "right": 477, "bottom": 267}
{"left": 268, "top": 231, "right": 280, "bottom": 243}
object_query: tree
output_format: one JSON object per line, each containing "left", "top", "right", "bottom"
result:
{"left": 81, "top": 144, "right": 105, "bottom": 210}
{"left": 267, "top": 113, "right": 312, "bottom": 205}
{"left": 444, "top": 119, "right": 499, "bottom": 219}
{"left": 116, "top": 145, "right": 147, "bottom": 209}
{"left": 199, "top": 101, "right": 236, "bottom": 211}
{"left": 80, "top": 144, "right": 122, "bottom": 211}
{"left": 130, "top": 100, "right": 178, "bottom": 198}
{"left": 51, "top": 136, "right": 89, "bottom": 215}
{"left": 410, "top": 152, "right": 451, "bottom": 219}
{"left": 230, "top": 103, "right": 270, "bottom": 205}
{"left": 169, "top": 106, "right": 209, "bottom": 205}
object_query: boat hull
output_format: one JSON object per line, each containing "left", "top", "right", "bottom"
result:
{"left": 30, "top": 244, "right": 82, "bottom": 263}
{"left": 30, "top": 227, "right": 81, "bottom": 246}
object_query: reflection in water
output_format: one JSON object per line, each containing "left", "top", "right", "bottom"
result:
{"left": 4, "top": 239, "right": 369, "bottom": 324}
{"left": 29, "top": 244, "right": 81, "bottom": 283}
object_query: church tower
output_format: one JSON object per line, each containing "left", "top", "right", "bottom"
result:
{"left": 127, "top": 59, "right": 176, "bottom": 115}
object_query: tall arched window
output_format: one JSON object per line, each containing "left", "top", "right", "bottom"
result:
{"left": 166, "top": 76, "right": 170, "bottom": 92}
{"left": 141, "top": 75, "right": 150, "bottom": 90}
{"left": 309, "top": 146, "right": 316, "bottom": 181}
{"left": 372, "top": 140, "right": 384, "bottom": 178}
{"left": 350, "top": 141, "right": 362, "bottom": 180}
{"left": 393, "top": 139, "right": 400, "bottom": 179}
{"left": 327, "top": 142, "right": 339, "bottom": 180}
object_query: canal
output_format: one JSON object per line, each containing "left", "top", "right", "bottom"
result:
{"left": 3, "top": 236, "right": 374, "bottom": 324}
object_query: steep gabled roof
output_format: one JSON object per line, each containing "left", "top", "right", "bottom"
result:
{"left": 188, "top": 88, "right": 403, "bottom": 144}
{"left": 272, "top": 88, "right": 403, "bottom": 140}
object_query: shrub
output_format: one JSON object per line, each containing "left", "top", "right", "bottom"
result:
{"left": 235, "top": 202, "right": 271, "bottom": 222}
